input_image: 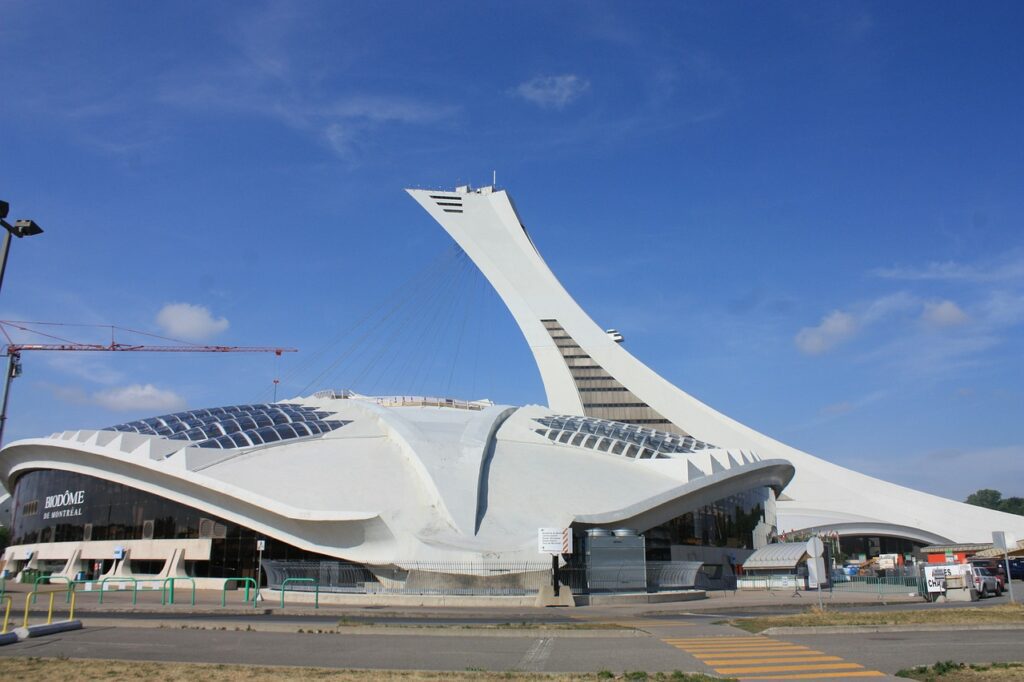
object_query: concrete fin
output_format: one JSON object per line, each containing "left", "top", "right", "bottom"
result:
{"left": 92, "top": 431, "right": 120, "bottom": 447}
{"left": 686, "top": 460, "right": 706, "bottom": 481}
{"left": 710, "top": 454, "right": 726, "bottom": 474}
{"left": 727, "top": 452, "right": 741, "bottom": 468}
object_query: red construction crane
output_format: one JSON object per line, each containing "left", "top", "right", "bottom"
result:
{"left": 0, "top": 320, "right": 297, "bottom": 446}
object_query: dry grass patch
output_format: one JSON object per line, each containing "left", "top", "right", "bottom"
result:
{"left": 0, "top": 659, "right": 733, "bottom": 681}
{"left": 896, "top": 660, "right": 1024, "bottom": 680}
{"left": 730, "top": 604, "right": 1024, "bottom": 633}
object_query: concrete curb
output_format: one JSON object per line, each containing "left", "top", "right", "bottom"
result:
{"left": 761, "top": 622, "right": 1024, "bottom": 635}
{"left": 0, "top": 632, "right": 18, "bottom": 646}
{"left": 81, "top": 618, "right": 646, "bottom": 638}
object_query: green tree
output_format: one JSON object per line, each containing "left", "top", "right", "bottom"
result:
{"left": 964, "top": 489, "right": 1024, "bottom": 517}
{"left": 966, "top": 489, "right": 1004, "bottom": 510}
{"left": 999, "top": 497, "right": 1024, "bottom": 516}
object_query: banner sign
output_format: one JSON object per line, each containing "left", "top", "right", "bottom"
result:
{"left": 924, "top": 564, "right": 972, "bottom": 593}
{"left": 538, "top": 528, "right": 572, "bottom": 554}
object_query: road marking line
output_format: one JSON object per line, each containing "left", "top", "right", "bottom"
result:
{"left": 737, "top": 667, "right": 888, "bottom": 675}
{"left": 516, "top": 637, "right": 553, "bottom": 672}
{"left": 684, "top": 646, "right": 814, "bottom": 653}
{"left": 702, "top": 656, "right": 843, "bottom": 665}
{"left": 691, "top": 650, "right": 825, "bottom": 659}
{"left": 717, "top": 662, "right": 864, "bottom": 675}
{"left": 663, "top": 634, "right": 887, "bottom": 680}
{"left": 666, "top": 636, "right": 768, "bottom": 640}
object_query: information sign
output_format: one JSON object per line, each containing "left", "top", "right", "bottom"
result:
{"left": 538, "top": 528, "right": 572, "bottom": 554}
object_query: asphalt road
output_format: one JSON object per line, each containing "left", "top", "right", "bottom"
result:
{"left": 0, "top": 620, "right": 1021, "bottom": 679}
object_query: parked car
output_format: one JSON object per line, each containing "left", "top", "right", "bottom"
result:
{"left": 1008, "top": 558, "right": 1024, "bottom": 581}
{"left": 970, "top": 559, "right": 1007, "bottom": 590}
{"left": 973, "top": 567, "right": 1002, "bottom": 597}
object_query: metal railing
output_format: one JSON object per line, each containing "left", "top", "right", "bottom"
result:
{"left": 279, "top": 577, "right": 319, "bottom": 608}
{"left": 262, "top": 560, "right": 702, "bottom": 596}
{"left": 161, "top": 577, "right": 196, "bottom": 606}
{"left": 98, "top": 577, "right": 138, "bottom": 605}
{"left": 22, "top": 590, "right": 76, "bottom": 629}
{"left": 221, "top": 577, "right": 260, "bottom": 608}
{"left": 830, "top": 575, "right": 920, "bottom": 595}
{"left": 1, "top": 595, "right": 12, "bottom": 634}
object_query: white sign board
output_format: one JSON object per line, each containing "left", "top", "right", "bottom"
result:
{"left": 993, "top": 531, "right": 1015, "bottom": 551}
{"left": 256, "top": 540, "right": 266, "bottom": 551}
{"left": 806, "top": 536, "right": 824, "bottom": 558}
{"left": 538, "top": 528, "right": 572, "bottom": 554}
{"left": 924, "top": 564, "right": 973, "bottom": 593}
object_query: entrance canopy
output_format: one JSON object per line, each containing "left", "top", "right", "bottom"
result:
{"left": 743, "top": 542, "right": 809, "bottom": 571}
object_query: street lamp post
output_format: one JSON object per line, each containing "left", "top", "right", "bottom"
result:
{"left": 0, "top": 200, "right": 44, "bottom": 297}
{"left": 0, "top": 199, "right": 44, "bottom": 446}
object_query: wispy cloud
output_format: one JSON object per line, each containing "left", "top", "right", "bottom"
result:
{"left": 872, "top": 256, "right": 1024, "bottom": 282}
{"left": 921, "top": 300, "right": 969, "bottom": 327}
{"left": 94, "top": 384, "right": 186, "bottom": 412}
{"left": 795, "top": 292, "right": 917, "bottom": 355}
{"left": 156, "top": 303, "right": 229, "bottom": 342}
{"left": 512, "top": 75, "right": 590, "bottom": 109}
{"left": 47, "top": 382, "right": 186, "bottom": 412}
{"left": 861, "top": 444, "right": 1024, "bottom": 499}
{"left": 45, "top": 355, "right": 124, "bottom": 385}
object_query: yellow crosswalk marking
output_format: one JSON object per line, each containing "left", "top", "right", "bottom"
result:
{"left": 663, "top": 634, "right": 770, "bottom": 638}
{"left": 661, "top": 636, "right": 887, "bottom": 680}
{"left": 737, "top": 672, "right": 887, "bottom": 679}
{"left": 702, "top": 656, "right": 844, "bottom": 665}
{"left": 691, "top": 650, "right": 825, "bottom": 659}
{"left": 717, "top": 662, "right": 865, "bottom": 675}
{"left": 688, "top": 647, "right": 815, "bottom": 651}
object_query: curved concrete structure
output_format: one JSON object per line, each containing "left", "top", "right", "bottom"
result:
{"left": 0, "top": 396, "right": 791, "bottom": 569}
{"left": 407, "top": 184, "right": 1024, "bottom": 545}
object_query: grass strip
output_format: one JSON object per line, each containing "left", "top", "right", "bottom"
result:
{"left": 896, "top": 660, "right": 1024, "bottom": 680}
{"left": 728, "top": 604, "right": 1024, "bottom": 633}
{"left": 0, "top": 658, "right": 736, "bottom": 681}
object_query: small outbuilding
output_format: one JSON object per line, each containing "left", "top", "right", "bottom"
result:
{"left": 737, "top": 542, "right": 810, "bottom": 590}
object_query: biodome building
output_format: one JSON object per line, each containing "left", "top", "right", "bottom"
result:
{"left": 2, "top": 184, "right": 1022, "bottom": 590}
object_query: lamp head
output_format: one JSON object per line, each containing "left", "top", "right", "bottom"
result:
{"left": 13, "top": 219, "right": 43, "bottom": 237}
{"left": 0, "top": 201, "right": 9, "bottom": 220}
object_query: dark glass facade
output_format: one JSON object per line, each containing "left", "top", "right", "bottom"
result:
{"left": 645, "top": 487, "right": 773, "bottom": 560}
{"left": 10, "top": 469, "right": 330, "bottom": 579}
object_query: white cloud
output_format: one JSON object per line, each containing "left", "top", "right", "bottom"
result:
{"left": 795, "top": 293, "right": 917, "bottom": 355}
{"left": 795, "top": 310, "right": 858, "bottom": 355}
{"left": 922, "top": 300, "right": 969, "bottom": 327}
{"left": 156, "top": 303, "right": 229, "bottom": 341}
{"left": 92, "top": 384, "right": 186, "bottom": 412}
{"left": 513, "top": 74, "right": 590, "bottom": 109}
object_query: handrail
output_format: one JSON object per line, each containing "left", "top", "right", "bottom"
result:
{"left": 221, "top": 577, "right": 259, "bottom": 608}
{"left": 0, "top": 595, "right": 11, "bottom": 634}
{"left": 33, "top": 575, "right": 74, "bottom": 604}
{"left": 279, "top": 577, "right": 319, "bottom": 609}
{"left": 21, "top": 589, "right": 74, "bottom": 629}
{"left": 98, "top": 576, "right": 139, "bottom": 605}
{"left": 23, "top": 591, "right": 57, "bottom": 628}
{"left": 160, "top": 577, "right": 196, "bottom": 606}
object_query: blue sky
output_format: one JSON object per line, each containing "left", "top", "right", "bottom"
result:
{"left": 1, "top": 1, "right": 1022, "bottom": 500}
